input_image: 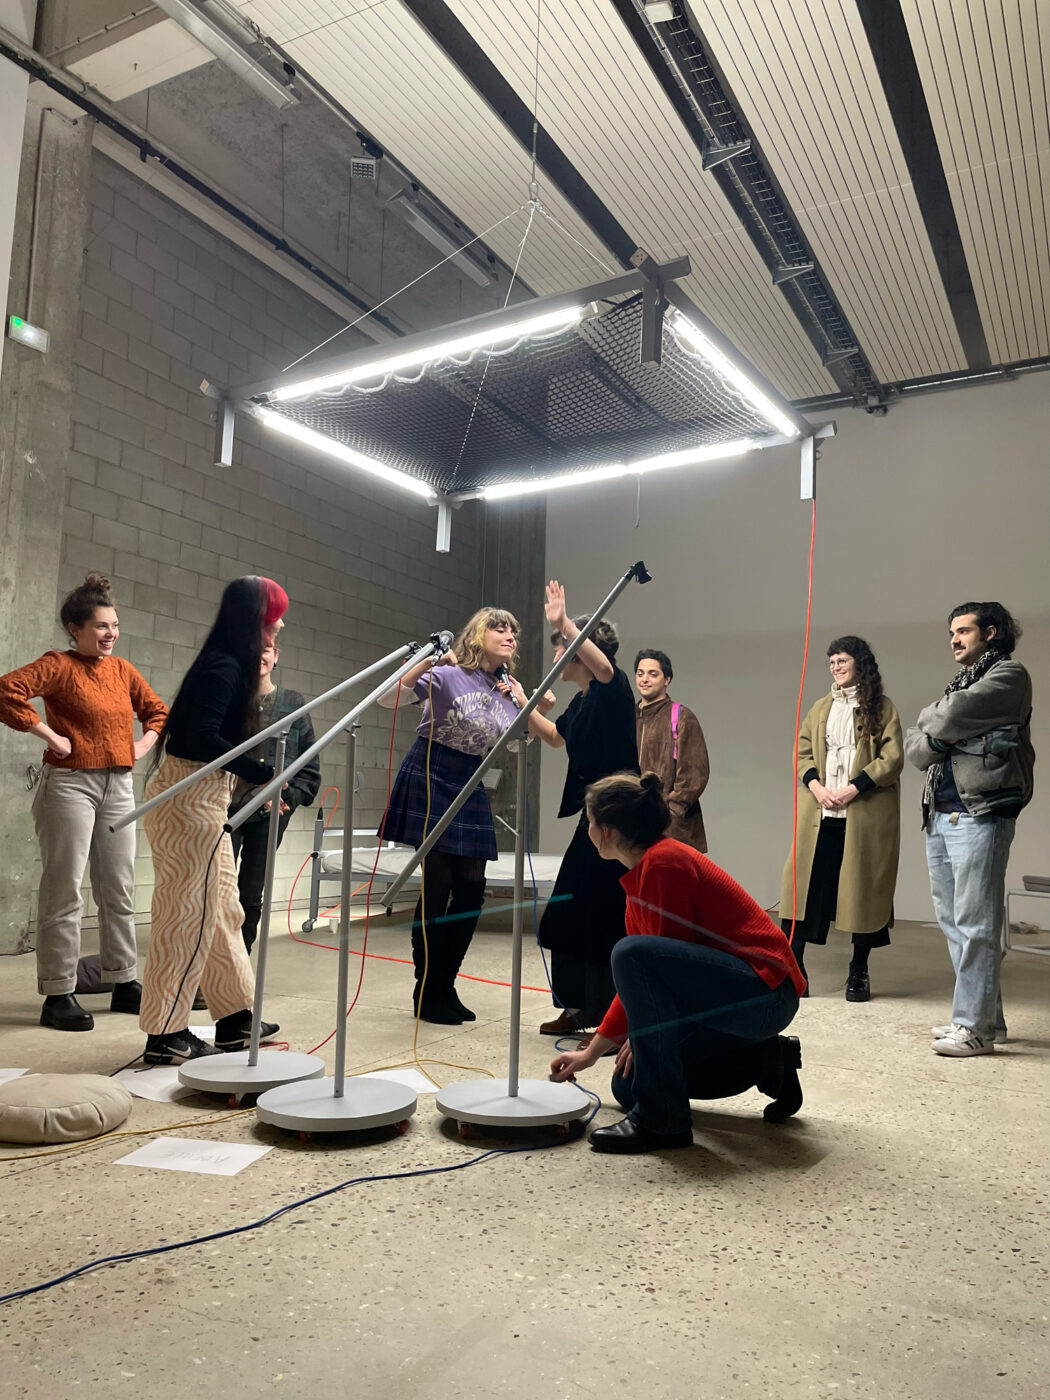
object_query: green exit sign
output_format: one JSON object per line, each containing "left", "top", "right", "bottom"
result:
{"left": 8, "top": 316, "right": 50, "bottom": 353}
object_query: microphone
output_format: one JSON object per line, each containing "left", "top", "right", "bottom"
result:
{"left": 494, "top": 664, "right": 520, "bottom": 708}
{"left": 430, "top": 629, "right": 454, "bottom": 654}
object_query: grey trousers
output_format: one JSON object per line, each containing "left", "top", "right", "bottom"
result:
{"left": 31, "top": 766, "right": 139, "bottom": 995}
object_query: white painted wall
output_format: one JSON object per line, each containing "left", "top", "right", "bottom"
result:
{"left": 539, "top": 371, "right": 1050, "bottom": 922}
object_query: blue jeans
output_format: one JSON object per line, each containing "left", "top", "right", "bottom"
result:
{"left": 925, "top": 811, "right": 1014, "bottom": 1040}
{"left": 608, "top": 937, "right": 799, "bottom": 1135}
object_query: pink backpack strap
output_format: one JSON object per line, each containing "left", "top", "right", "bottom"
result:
{"left": 670, "top": 702, "right": 681, "bottom": 764}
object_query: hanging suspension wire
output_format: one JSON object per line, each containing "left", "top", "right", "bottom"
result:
{"left": 450, "top": 201, "right": 538, "bottom": 481}
{"left": 280, "top": 204, "right": 526, "bottom": 373}
{"left": 528, "top": 0, "right": 543, "bottom": 203}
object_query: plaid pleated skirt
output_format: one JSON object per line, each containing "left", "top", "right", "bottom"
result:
{"left": 380, "top": 737, "right": 496, "bottom": 860}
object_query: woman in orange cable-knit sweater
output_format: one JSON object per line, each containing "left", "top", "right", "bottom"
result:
{"left": 0, "top": 574, "right": 167, "bottom": 1032}
{"left": 550, "top": 772, "right": 806, "bottom": 1154}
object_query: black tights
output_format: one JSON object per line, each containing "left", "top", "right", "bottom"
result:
{"left": 792, "top": 934, "right": 873, "bottom": 980}
{"left": 410, "top": 851, "right": 486, "bottom": 1007}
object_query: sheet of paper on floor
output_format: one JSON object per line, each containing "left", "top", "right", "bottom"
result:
{"left": 115, "top": 1136, "right": 272, "bottom": 1176}
{"left": 0, "top": 1069, "right": 29, "bottom": 1085}
{"left": 114, "top": 1065, "right": 196, "bottom": 1103}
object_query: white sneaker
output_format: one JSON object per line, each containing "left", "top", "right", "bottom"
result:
{"left": 931, "top": 1023, "right": 1007, "bottom": 1042}
{"left": 932, "top": 1026, "right": 993, "bottom": 1057}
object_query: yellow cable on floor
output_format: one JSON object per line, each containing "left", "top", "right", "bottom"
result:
{"left": 0, "top": 1108, "right": 255, "bottom": 1163}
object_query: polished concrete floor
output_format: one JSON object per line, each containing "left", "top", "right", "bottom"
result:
{"left": 1, "top": 905, "right": 1048, "bottom": 1399}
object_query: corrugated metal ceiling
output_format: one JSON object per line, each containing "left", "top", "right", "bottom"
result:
{"left": 233, "top": 0, "right": 1045, "bottom": 398}
{"left": 902, "top": 0, "right": 1049, "bottom": 365}
{"left": 685, "top": 0, "right": 967, "bottom": 383}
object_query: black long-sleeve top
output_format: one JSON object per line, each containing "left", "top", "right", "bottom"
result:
{"left": 165, "top": 652, "right": 274, "bottom": 785}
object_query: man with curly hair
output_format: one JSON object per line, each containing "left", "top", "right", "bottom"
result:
{"left": 905, "top": 603, "right": 1034, "bottom": 1057}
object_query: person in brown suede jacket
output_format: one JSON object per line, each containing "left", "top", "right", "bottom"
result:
{"left": 634, "top": 649, "right": 710, "bottom": 852}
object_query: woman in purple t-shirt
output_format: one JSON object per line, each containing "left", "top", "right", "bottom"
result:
{"left": 379, "top": 607, "right": 550, "bottom": 1024}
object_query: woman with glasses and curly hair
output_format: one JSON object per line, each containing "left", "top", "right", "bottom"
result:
{"left": 781, "top": 635, "right": 903, "bottom": 1002}
{"left": 379, "top": 606, "right": 549, "bottom": 1025}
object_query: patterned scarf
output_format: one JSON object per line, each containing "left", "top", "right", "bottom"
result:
{"left": 921, "top": 648, "right": 1002, "bottom": 820}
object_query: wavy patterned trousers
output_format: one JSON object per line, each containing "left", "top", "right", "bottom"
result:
{"left": 139, "top": 757, "right": 256, "bottom": 1036}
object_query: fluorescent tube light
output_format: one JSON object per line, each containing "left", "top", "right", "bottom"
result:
{"left": 153, "top": 0, "right": 299, "bottom": 111}
{"left": 483, "top": 463, "right": 628, "bottom": 501}
{"left": 670, "top": 313, "right": 799, "bottom": 439}
{"left": 390, "top": 191, "right": 492, "bottom": 287}
{"left": 482, "top": 438, "right": 759, "bottom": 500}
{"left": 272, "top": 305, "right": 584, "bottom": 402}
{"left": 257, "top": 409, "right": 437, "bottom": 501}
{"left": 630, "top": 438, "right": 756, "bottom": 474}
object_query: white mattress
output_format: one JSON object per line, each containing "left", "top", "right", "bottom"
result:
{"left": 321, "top": 845, "right": 563, "bottom": 894}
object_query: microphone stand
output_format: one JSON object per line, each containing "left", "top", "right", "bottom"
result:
{"left": 124, "top": 633, "right": 450, "bottom": 1108}
{"left": 383, "top": 562, "right": 652, "bottom": 1135}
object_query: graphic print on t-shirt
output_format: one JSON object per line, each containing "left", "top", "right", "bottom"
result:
{"left": 435, "top": 689, "right": 511, "bottom": 755}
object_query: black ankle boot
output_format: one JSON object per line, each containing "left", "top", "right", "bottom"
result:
{"left": 763, "top": 1036, "right": 804, "bottom": 1123}
{"left": 110, "top": 980, "right": 141, "bottom": 1014}
{"left": 412, "top": 982, "right": 463, "bottom": 1025}
{"left": 845, "top": 965, "right": 870, "bottom": 1002}
{"left": 40, "top": 994, "right": 94, "bottom": 1032}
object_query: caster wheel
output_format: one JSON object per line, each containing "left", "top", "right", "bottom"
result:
{"left": 301, "top": 921, "right": 315, "bottom": 933}
{"left": 554, "top": 1124, "right": 569, "bottom": 1139}
{"left": 395, "top": 1120, "right": 409, "bottom": 1135}
{"left": 228, "top": 1095, "right": 241, "bottom": 1108}
{"left": 458, "top": 1122, "right": 472, "bottom": 1141}
{"left": 299, "top": 1131, "right": 311, "bottom": 1142}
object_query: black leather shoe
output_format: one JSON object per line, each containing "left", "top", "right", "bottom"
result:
{"left": 110, "top": 980, "right": 141, "bottom": 1014}
{"left": 589, "top": 1117, "right": 693, "bottom": 1154}
{"left": 40, "top": 994, "right": 94, "bottom": 1032}
{"left": 845, "top": 968, "right": 870, "bottom": 1002}
{"left": 763, "top": 1036, "right": 804, "bottom": 1123}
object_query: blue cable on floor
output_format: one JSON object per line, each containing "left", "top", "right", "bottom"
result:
{"left": 0, "top": 1088, "right": 601, "bottom": 1307}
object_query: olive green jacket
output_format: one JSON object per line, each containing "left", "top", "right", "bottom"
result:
{"left": 781, "top": 693, "right": 903, "bottom": 933}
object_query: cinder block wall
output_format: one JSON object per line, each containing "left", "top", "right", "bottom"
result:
{"left": 57, "top": 152, "right": 501, "bottom": 920}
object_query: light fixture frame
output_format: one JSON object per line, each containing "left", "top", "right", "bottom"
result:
{"left": 216, "top": 259, "right": 828, "bottom": 548}
{"left": 153, "top": 0, "right": 300, "bottom": 111}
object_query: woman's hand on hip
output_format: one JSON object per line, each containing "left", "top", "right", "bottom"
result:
{"left": 46, "top": 732, "right": 72, "bottom": 760}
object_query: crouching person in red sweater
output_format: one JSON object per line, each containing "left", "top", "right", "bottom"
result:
{"left": 550, "top": 772, "right": 807, "bottom": 1153}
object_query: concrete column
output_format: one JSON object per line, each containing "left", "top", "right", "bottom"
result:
{"left": 0, "top": 94, "right": 94, "bottom": 954}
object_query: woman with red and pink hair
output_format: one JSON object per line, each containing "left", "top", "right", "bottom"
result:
{"left": 139, "top": 576, "right": 289, "bottom": 1066}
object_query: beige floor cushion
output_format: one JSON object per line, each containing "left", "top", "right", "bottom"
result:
{"left": 0, "top": 1073, "right": 133, "bottom": 1144}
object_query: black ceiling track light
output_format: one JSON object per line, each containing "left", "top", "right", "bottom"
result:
{"left": 616, "top": 0, "right": 888, "bottom": 410}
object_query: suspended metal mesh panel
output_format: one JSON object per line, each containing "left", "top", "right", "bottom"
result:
{"left": 256, "top": 295, "right": 776, "bottom": 492}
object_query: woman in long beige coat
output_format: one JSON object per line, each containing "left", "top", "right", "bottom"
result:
{"left": 780, "top": 636, "right": 902, "bottom": 1002}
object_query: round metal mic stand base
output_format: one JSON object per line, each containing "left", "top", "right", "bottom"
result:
{"left": 178, "top": 1050, "right": 325, "bottom": 1103}
{"left": 435, "top": 1078, "right": 591, "bottom": 1137}
{"left": 256, "top": 1076, "right": 418, "bottom": 1135}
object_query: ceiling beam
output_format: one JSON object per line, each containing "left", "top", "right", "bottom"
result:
{"left": 397, "top": 0, "right": 638, "bottom": 268}
{"left": 852, "top": 0, "right": 990, "bottom": 370}
{"left": 613, "top": 0, "right": 886, "bottom": 407}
